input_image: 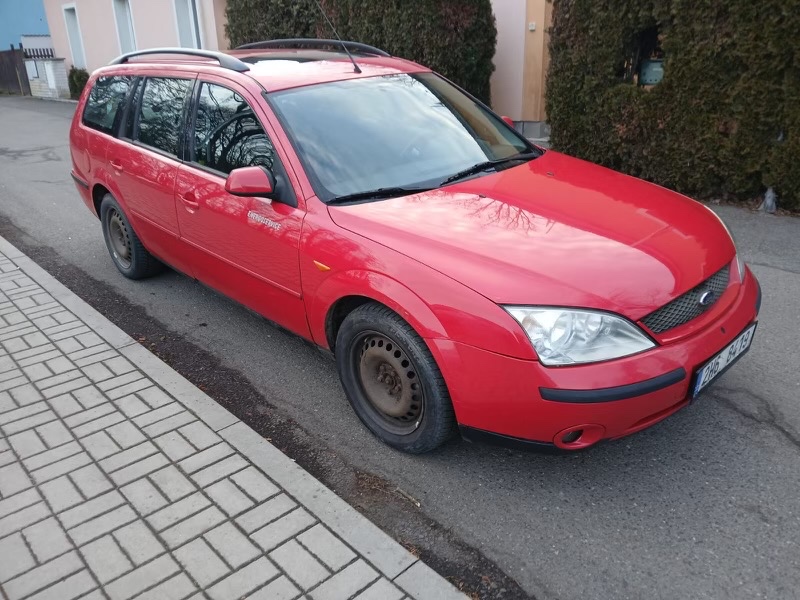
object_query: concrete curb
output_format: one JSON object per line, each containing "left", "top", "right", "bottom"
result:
{"left": 0, "top": 233, "right": 466, "bottom": 599}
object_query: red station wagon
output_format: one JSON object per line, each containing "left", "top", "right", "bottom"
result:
{"left": 69, "top": 41, "right": 761, "bottom": 453}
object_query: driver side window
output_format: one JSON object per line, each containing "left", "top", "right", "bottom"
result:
{"left": 192, "top": 83, "right": 275, "bottom": 175}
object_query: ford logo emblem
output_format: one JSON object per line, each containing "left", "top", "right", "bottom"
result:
{"left": 698, "top": 290, "right": 716, "bottom": 306}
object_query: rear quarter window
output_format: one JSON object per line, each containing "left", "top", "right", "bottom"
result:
{"left": 82, "top": 76, "right": 132, "bottom": 136}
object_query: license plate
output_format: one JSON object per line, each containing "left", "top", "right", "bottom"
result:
{"left": 692, "top": 323, "right": 757, "bottom": 397}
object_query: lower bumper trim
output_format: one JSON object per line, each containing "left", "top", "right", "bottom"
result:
{"left": 539, "top": 367, "right": 687, "bottom": 403}
{"left": 459, "top": 425, "right": 559, "bottom": 453}
{"left": 71, "top": 172, "right": 89, "bottom": 189}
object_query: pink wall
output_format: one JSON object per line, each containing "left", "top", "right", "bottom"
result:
{"left": 490, "top": 0, "right": 526, "bottom": 120}
{"left": 130, "top": 0, "right": 180, "bottom": 50}
{"left": 44, "top": 0, "right": 119, "bottom": 72}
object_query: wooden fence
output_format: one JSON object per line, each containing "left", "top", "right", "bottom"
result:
{"left": 0, "top": 45, "right": 32, "bottom": 95}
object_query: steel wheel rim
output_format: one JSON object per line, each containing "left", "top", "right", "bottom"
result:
{"left": 354, "top": 332, "right": 424, "bottom": 436}
{"left": 108, "top": 209, "right": 132, "bottom": 268}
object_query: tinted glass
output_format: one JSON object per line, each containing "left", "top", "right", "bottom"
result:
{"left": 82, "top": 76, "right": 132, "bottom": 135}
{"left": 136, "top": 77, "right": 192, "bottom": 156}
{"left": 270, "top": 73, "right": 533, "bottom": 201}
{"left": 193, "top": 83, "right": 275, "bottom": 175}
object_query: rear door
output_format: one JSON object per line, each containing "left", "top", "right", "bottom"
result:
{"left": 106, "top": 74, "right": 196, "bottom": 272}
{"left": 174, "top": 77, "right": 308, "bottom": 337}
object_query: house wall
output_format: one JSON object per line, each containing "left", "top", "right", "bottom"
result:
{"left": 43, "top": 0, "right": 229, "bottom": 73}
{"left": 0, "top": 0, "right": 50, "bottom": 48}
{"left": 26, "top": 58, "right": 71, "bottom": 98}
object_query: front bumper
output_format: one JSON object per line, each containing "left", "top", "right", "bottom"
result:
{"left": 432, "top": 268, "right": 761, "bottom": 450}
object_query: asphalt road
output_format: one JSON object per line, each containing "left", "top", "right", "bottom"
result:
{"left": 1, "top": 95, "right": 798, "bottom": 600}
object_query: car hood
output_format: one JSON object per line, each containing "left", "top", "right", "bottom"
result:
{"left": 327, "top": 151, "right": 734, "bottom": 320}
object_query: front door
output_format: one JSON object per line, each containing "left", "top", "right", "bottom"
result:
{"left": 174, "top": 78, "right": 308, "bottom": 337}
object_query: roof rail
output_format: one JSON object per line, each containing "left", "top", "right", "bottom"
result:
{"left": 235, "top": 38, "right": 390, "bottom": 57}
{"left": 109, "top": 48, "right": 250, "bottom": 72}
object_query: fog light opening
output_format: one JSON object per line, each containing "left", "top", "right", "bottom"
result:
{"left": 553, "top": 424, "right": 606, "bottom": 450}
{"left": 561, "top": 429, "right": 583, "bottom": 444}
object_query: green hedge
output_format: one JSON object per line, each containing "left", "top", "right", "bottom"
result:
{"left": 225, "top": 0, "right": 497, "bottom": 103}
{"left": 546, "top": 0, "right": 800, "bottom": 210}
{"left": 68, "top": 67, "right": 90, "bottom": 99}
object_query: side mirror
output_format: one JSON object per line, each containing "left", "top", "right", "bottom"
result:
{"left": 225, "top": 166, "right": 275, "bottom": 197}
{"left": 501, "top": 115, "right": 515, "bottom": 128}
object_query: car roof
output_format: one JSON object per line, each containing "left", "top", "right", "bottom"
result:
{"left": 96, "top": 48, "right": 431, "bottom": 93}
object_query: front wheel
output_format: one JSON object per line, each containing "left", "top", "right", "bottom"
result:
{"left": 336, "top": 303, "right": 456, "bottom": 453}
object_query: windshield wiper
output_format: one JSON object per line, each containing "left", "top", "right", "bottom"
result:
{"left": 326, "top": 186, "right": 433, "bottom": 205}
{"left": 439, "top": 152, "right": 540, "bottom": 187}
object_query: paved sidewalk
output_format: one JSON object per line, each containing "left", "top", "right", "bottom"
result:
{"left": 0, "top": 235, "right": 464, "bottom": 600}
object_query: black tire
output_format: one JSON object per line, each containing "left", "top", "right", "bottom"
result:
{"left": 100, "top": 194, "right": 163, "bottom": 280}
{"left": 336, "top": 303, "right": 456, "bottom": 453}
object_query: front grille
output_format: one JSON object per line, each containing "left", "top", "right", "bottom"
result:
{"left": 641, "top": 265, "right": 730, "bottom": 334}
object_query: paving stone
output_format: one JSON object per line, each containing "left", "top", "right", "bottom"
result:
{"left": 137, "top": 387, "right": 172, "bottom": 409}
{"left": 36, "top": 370, "right": 83, "bottom": 392}
{"left": 42, "top": 377, "right": 92, "bottom": 400}
{"left": 25, "top": 569, "right": 96, "bottom": 600}
{"left": 107, "top": 379, "right": 153, "bottom": 401}
{"left": 161, "top": 506, "right": 226, "bottom": 548}
{"left": 68, "top": 504, "right": 138, "bottom": 546}
{"left": 48, "top": 393, "right": 82, "bottom": 418}
{"left": 35, "top": 420, "right": 73, "bottom": 448}
{"left": 113, "top": 520, "right": 166, "bottom": 565}
{"left": 121, "top": 478, "right": 168, "bottom": 516}
{"left": 309, "top": 560, "right": 378, "bottom": 600}
{"left": 191, "top": 455, "right": 248, "bottom": 488}
{"left": 248, "top": 576, "right": 301, "bottom": 600}
{"left": 24, "top": 440, "right": 81, "bottom": 471}
{"left": 69, "top": 463, "right": 113, "bottom": 498}
{"left": 30, "top": 450, "right": 91, "bottom": 484}
{"left": 9, "top": 383, "right": 43, "bottom": 406}
{"left": 40, "top": 476, "right": 82, "bottom": 513}
{"left": 0, "top": 446, "right": 15, "bottom": 467}
{"left": 109, "top": 453, "right": 169, "bottom": 486}
{"left": 0, "top": 462, "right": 32, "bottom": 496}
{"left": 143, "top": 411, "right": 196, "bottom": 437}
{"left": 132, "top": 403, "right": 183, "bottom": 428}
{"left": 0, "top": 401, "right": 49, "bottom": 426}
{"left": 105, "top": 421, "right": 146, "bottom": 449}
{"left": 2, "top": 551, "right": 83, "bottom": 600}
{"left": 8, "top": 429, "right": 46, "bottom": 458}
{"left": 104, "top": 356, "right": 135, "bottom": 376}
{"left": 154, "top": 431, "right": 195, "bottom": 461}
{"left": 104, "top": 554, "right": 180, "bottom": 600}
{"left": 270, "top": 540, "right": 330, "bottom": 590}
{"left": 206, "top": 479, "right": 254, "bottom": 517}
{"left": 45, "top": 356, "right": 74, "bottom": 375}
{"left": 251, "top": 508, "right": 316, "bottom": 552}
{"left": 22, "top": 362, "right": 51, "bottom": 382}
{"left": 97, "top": 372, "right": 143, "bottom": 393}
{"left": 0, "top": 375, "right": 28, "bottom": 393}
{"left": 297, "top": 524, "right": 357, "bottom": 571}
{"left": 206, "top": 557, "right": 279, "bottom": 600}
{"left": 135, "top": 573, "right": 195, "bottom": 600}
{"left": 203, "top": 522, "right": 260, "bottom": 569}
{"left": 60, "top": 490, "right": 125, "bottom": 529}
{"left": 114, "top": 394, "right": 150, "bottom": 418}
{"left": 80, "top": 534, "right": 134, "bottom": 584}
{"left": 82, "top": 431, "right": 122, "bottom": 460}
{"left": 2, "top": 409, "right": 57, "bottom": 434}
{"left": 178, "top": 442, "right": 234, "bottom": 474}
{"left": 148, "top": 492, "right": 210, "bottom": 531}
{"left": 230, "top": 467, "right": 279, "bottom": 502}
{"left": 72, "top": 412, "right": 127, "bottom": 439}
{"left": 174, "top": 537, "right": 230, "bottom": 587}
{"left": 150, "top": 465, "right": 195, "bottom": 502}
{"left": 0, "top": 390, "right": 16, "bottom": 412}
{"left": 0, "top": 532, "right": 36, "bottom": 582}
{"left": 353, "top": 578, "right": 405, "bottom": 600}
{"left": 82, "top": 362, "right": 114, "bottom": 383}
{"left": 236, "top": 494, "right": 296, "bottom": 534}
{"left": 72, "top": 386, "right": 107, "bottom": 409}
{"left": 23, "top": 516, "right": 71, "bottom": 562}
{"left": 64, "top": 404, "right": 115, "bottom": 429}
{"left": 99, "top": 440, "right": 158, "bottom": 473}
{"left": 178, "top": 421, "right": 221, "bottom": 450}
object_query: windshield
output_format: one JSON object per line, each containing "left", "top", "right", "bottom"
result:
{"left": 269, "top": 72, "right": 537, "bottom": 202}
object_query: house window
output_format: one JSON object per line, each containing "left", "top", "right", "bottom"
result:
{"left": 113, "top": 0, "right": 136, "bottom": 54}
{"left": 63, "top": 5, "right": 86, "bottom": 69}
{"left": 174, "top": 0, "right": 202, "bottom": 49}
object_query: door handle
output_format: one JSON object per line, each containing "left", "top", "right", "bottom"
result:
{"left": 110, "top": 159, "right": 123, "bottom": 172}
{"left": 180, "top": 193, "right": 200, "bottom": 211}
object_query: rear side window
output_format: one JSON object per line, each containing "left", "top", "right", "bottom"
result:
{"left": 135, "top": 77, "right": 192, "bottom": 156}
{"left": 82, "top": 76, "right": 132, "bottom": 135}
{"left": 192, "top": 82, "right": 275, "bottom": 174}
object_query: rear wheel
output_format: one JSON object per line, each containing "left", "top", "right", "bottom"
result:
{"left": 336, "top": 303, "right": 456, "bottom": 453}
{"left": 100, "top": 194, "right": 163, "bottom": 279}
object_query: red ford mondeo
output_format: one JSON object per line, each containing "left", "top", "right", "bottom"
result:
{"left": 69, "top": 41, "right": 761, "bottom": 453}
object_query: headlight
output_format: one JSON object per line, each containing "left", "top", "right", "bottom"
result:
{"left": 734, "top": 252, "right": 746, "bottom": 283}
{"left": 503, "top": 307, "right": 655, "bottom": 366}
{"left": 709, "top": 209, "right": 746, "bottom": 283}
